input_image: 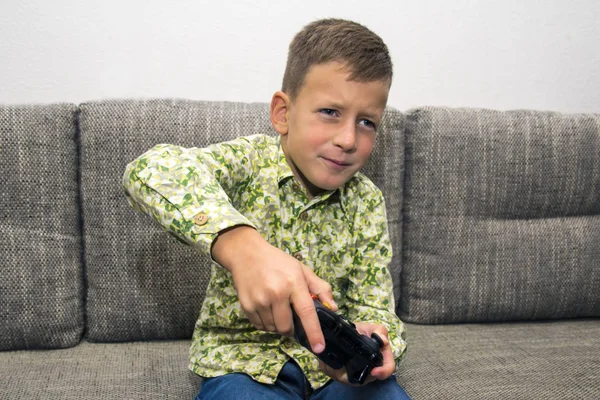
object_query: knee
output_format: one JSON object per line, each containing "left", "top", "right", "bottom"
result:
{"left": 366, "top": 377, "right": 411, "bottom": 400}
{"left": 313, "top": 377, "right": 410, "bottom": 400}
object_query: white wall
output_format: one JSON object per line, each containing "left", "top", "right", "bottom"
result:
{"left": 1, "top": 0, "right": 599, "bottom": 113}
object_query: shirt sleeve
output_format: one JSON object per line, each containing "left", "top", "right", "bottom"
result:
{"left": 343, "top": 192, "right": 408, "bottom": 370}
{"left": 122, "top": 136, "right": 259, "bottom": 255}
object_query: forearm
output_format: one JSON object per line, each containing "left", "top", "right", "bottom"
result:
{"left": 211, "top": 225, "right": 265, "bottom": 273}
{"left": 123, "top": 143, "right": 255, "bottom": 254}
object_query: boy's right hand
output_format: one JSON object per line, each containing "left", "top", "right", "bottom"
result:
{"left": 211, "top": 225, "right": 337, "bottom": 354}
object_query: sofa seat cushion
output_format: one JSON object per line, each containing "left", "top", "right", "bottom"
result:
{"left": 0, "top": 340, "right": 201, "bottom": 399}
{"left": 0, "top": 103, "right": 83, "bottom": 350}
{"left": 398, "top": 319, "right": 600, "bottom": 399}
{"left": 401, "top": 107, "right": 600, "bottom": 323}
{"left": 3, "top": 321, "right": 597, "bottom": 399}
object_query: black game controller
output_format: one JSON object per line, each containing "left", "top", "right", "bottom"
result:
{"left": 292, "top": 294, "right": 384, "bottom": 384}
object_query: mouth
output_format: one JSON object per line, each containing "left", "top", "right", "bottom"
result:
{"left": 321, "top": 157, "right": 352, "bottom": 168}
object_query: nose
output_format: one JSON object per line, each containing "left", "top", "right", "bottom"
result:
{"left": 332, "top": 122, "right": 357, "bottom": 152}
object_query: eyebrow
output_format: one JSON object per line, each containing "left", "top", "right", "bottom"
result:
{"left": 360, "top": 112, "right": 381, "bottom": 122}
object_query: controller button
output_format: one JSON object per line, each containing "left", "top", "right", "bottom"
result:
{"left": 371, "top": 333, "right": 384, "bottom": 348}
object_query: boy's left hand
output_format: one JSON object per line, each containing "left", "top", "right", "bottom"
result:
{"left": 318, "top": 322, "right": 395, "bottom": 386}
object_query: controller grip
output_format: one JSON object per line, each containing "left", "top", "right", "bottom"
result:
{"left": 346, "top": 333, "right": 384, "bottom": 384}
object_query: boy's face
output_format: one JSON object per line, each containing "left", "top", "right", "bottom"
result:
{"left": 271, "top": 61, "right": 389, "bottom": 198}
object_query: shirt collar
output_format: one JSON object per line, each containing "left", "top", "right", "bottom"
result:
{"left": 276, "top": 140, "right": 295, "bottom": 184}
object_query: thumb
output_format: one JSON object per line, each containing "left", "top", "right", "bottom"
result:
{"left": 302, "top": 265, "right": 337, "bottom": 311}
{"left": 355, "top": 322, "right": 390, "bottom": 347}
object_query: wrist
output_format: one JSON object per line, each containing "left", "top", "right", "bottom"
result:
{"left": 211, "top": 225, "right": 264, "bottom": 272}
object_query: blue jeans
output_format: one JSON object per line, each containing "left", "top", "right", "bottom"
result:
{"left": 195, "top": 360, "right": 411, "bottom": 399}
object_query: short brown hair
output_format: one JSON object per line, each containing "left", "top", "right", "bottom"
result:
{"left": 282, "top": 19, "right": 393, "bottom": 100}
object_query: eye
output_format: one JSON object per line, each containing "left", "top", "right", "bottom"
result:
{"left": 359, "top": 119, "right": 377, "bottom": 131}
{"left": 319, "top": 108, "right": 339, "bottom": 117}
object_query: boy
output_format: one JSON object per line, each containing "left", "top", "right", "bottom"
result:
{"left": 123, "top": 18, "right": 409, "bottom": 399}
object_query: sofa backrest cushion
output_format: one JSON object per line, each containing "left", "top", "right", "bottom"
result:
{"left": 79, "top": 99, "right": 267, "bottom": 341}
{"left": 400, "top": 107, "right": 600, "bottom": 323}
{"left": 79, "top": 98, "right": 405, "bottom": 341}
{"left": 0, "top": 103, "right": 83, "bottom": 350}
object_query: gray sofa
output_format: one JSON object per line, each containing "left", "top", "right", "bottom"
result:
{"left": 1, "top": 99, "right": 599, "bottom": 399}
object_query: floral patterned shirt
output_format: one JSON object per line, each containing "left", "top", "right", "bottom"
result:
{"left": 123, "top": 134, "right": 407, "bottom": 390}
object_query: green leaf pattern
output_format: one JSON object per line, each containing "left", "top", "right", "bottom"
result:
{"left": 123, "top": 134, "right": 406, "bottom": 390}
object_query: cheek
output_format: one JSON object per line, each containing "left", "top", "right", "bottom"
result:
{"left": 357, "top": 135, "right": 376, "bottom": 160}
{"left": 302, "top": 126, "right": 329, "bottom": 150}
{"left": 308, "top": 133, "right": 328, "bottom": 150}
{"left": 290, "top": 116, "right": 325, "bottom": 149}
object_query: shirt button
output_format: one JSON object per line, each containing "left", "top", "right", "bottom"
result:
{"left": 292, "top": 183, "right": 301, "bottom": 192}
{"left": 293, "top": 252, "right": 303, "bottom": 261}
{"left": 300, "top": 212, "right": 308, "bottom": 221}
{"left": 193, "top": 213, "right": 209, "bottom": 226}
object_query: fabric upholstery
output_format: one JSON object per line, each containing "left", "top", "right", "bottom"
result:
{"left": 79, "top": 98, "right": 405, "bottom": 341}
{"left": 2, "top": 98, "right": 599, "bottom": 400}
{"left": 0, "top": 103, "right": 83, "bottom": 350}
{"left": 400, "top": 107, "right": 600, "bottom": 323}
{"left": 79, "top": 99, "right": 269, "bottom": 341}
{"left": 398, "top": 319, "right": 600, "bottom": 399}
{"left": 2, "top": 321, "right": 597, "bottom": 399}
{"left": 0, "top": 340, "right": 201, "bottom": 399}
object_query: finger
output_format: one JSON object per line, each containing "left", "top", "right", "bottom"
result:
{"left": 272, "top": 300, "right": 293, "bottom": 336}
{"left": 318, "top": 362, "right": 366, "bottom": 386}
{"left": 318, "top": 361, "right": 348, "bottom": 384}
{"left": 245, "top": 310, "right": 264, "bottom": 330}
{"left": 302, "top": 265, "right": 337, "bottom": 311}
{"left": 251, "top": 299, "right": 276, "bottom": 332}
{"left": 259, "top": 309, "right": 277, "bottom": 332}
{"left": 370, "top": 345, "right": 395, "bottom": 380}
{"left": 290, "top": 290, "right": 324, "bottom": 353}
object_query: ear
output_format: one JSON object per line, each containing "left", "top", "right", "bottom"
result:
{"left": 270, "top": 91, "right": 290, "bottom": 136}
